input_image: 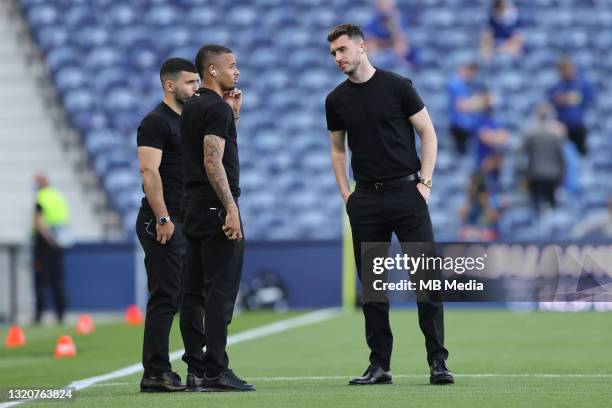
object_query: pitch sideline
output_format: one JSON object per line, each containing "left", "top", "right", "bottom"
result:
{"left": 0, "top": 308, "right": 341, "bottom": 408}
{"left": 90, "top": 372, "right": 612, "bottom": 388}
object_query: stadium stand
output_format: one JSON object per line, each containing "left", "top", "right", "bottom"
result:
{"left": 0, "top": 0, "right": 121, "bottom": 244}
{"left": 17, "top": 0, "right": 612, "bottom": 241}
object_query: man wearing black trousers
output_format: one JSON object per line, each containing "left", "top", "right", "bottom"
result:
{"left": 325, "top": 24, "right": 454, "bottom": 385}
{"left": 32, "top": 172, "right": 69, "bottom": 324}
{"left": 136, "top": 58, "right": 199, "bottom": 392}
{"left": 180, "top": 44, "right": 254, "bottom": 392}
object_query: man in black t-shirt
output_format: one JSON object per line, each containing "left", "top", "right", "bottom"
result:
{"left": 325, "top": 24, "right": 454, "bottom": 385}
{"left": 136, "top": 58, "right": 198, "bottom": 392}
{"left": 179, "top": 44, "right": 254, "bottom": 392}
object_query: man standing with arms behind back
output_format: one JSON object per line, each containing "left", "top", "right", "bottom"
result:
{"left": 136, "top": 58, "right": 198, "bottom": 392}
{"left": 32, "top": 172, "right": 69, "bottom": 325}
{"left": 180, "top": 44, "right": 254, "bottom": 392}
{"left": 549, "top": 56, "right": 595, "bottom": 156}
{"left": 325, "top": 24, "right": 453, "bottom": 386}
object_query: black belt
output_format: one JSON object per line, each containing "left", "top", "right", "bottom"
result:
{"left": 356, "top": 173, "right": 419, "bottom": 192}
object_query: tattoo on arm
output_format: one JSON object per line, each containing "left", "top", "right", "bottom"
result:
{"left": 203, "top": 134, "right": 236, "bottom": 210}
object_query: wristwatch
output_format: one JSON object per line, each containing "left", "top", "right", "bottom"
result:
{"left": 419, "top": 177, "right": 433, "bottom": 188}
{"left": 157, "top": 216, "right": 171, "bottom": 225}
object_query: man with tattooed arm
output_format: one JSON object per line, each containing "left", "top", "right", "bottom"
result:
{"left": 179, "top": 44, "right": 254, "bottom": 392}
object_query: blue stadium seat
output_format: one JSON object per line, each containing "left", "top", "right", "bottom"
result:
{"left": 144, "top": 4, "right": 182, "bottom": 28}
{"left": 86, "top": 132, "right": 125, "bottom": 161}
{"left": 63, "top": 5, "right": 97, "bottom": 29}
{"left": 54, "top": 66, "right": 87, "bottom": 93}
{"left": 45, "top": 46, "right": 80, "bottom": 74}
{"left": 71, "top": 112, "right": 109, "bottom": 134}
{"left": 63, "top": 89, "right": 96, "bottom": 113}
{"left": 84, "top": 47, "right": 122, "bottom": 69}
{"left": 102, "top": 4, "right": 138, "bottom": 27}
{"left": 26, "top": 5, "right": 59, "bottom": 27}
{"left": 35, "top": 26, "right": 69, "bottom": 54}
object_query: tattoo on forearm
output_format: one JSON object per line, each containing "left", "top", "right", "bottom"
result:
{"left": 203, "top": 134, "right": 235, "bottom": 209}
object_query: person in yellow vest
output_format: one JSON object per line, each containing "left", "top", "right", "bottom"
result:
{"left": 33, "top": 172, "right": 70, "bottom": 324}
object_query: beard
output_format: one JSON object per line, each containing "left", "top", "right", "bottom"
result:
{"left": 221, "top": 79, "right": 236, "bottom": 92}
{"left": 174, "top": 92, "right": 191, "bottom": 106}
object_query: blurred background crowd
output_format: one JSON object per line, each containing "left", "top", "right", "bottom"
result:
{"left": 1, "top": 0, "right": 609, "bottom": 245}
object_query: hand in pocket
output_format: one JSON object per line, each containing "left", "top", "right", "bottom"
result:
{"left": 416, "top": 183, "right": 430, "bottom": 205}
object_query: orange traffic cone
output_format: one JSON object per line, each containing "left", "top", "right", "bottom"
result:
{"left": 125, "top": 305, "right": 144, "bottom": 325}
{"left": 76, "top": 314, "right": 94, "bottom": 335}
{"left": 54, "top": 335, "right": 76, "bottom": 358}
{"left": 5, "top": 325, "right": 26, "bottom": 348}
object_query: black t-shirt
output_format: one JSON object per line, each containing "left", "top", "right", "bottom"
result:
{"left": 181, "top": 87, "right": 240, "bottom": 205}
{"left": 325, "top": 69, "right": 425, "bottom": 181}
{"left": 136, "top": 102, "right": 184, "bottom": 214}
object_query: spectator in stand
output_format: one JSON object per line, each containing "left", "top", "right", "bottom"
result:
{"left": 364, "top": 0, "right": 417, "bottom": 67}
{"left": 480, "top": 0, "right": 523, "bottom": 60}
{"left": 520, "top": 103, "right": 566, "bottom": 214}
{"left": 549, "top": 57, "right": 596, "bottom": 156}
{"left": 476, "top": 93, "right": 509, "bottom": 211}
{"left": 464, "top": 93, "right": 508, "bottom": 241}
{"left": 459, "top": 172, "right": 500, "bottom": 242}
{"left": 474, "top": 93, "right": 508, "bottom": 184}
{"left": 447, "top": 61, "right": 485, "bottom": 155}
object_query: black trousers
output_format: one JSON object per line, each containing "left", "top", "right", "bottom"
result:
{"left": 136, "top": 208, "right": 186, "bottom": 376}
{"left": 528, "top": 178, "right": 560, "bottom": 213}
{"left": 33, "top": 242, "right": 66, "bottom": 323}
{"left": 567, "top": 126, "right": 587, "bottom": 156}
{"left": 180, "top": 203, "right": 244, "bottom": 378}
{"left": 450, "top": 125, "right": 471, "bottom": 155}
{"left": 346, "top": 180, "right": 449, "bottom": 370}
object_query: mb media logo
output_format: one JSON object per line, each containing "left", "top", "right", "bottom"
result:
{"left": 360, "top": 242, "right": 612, "bottom": 303}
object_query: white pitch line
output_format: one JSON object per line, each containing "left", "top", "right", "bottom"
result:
{"left": 89, "top": 372, "right": 612, "bottom": 387}
{"left": 248, "top": 373, "right": 612, "bottom": 380}
{"left": 0, "top": 308, "right": 340, "bottom": 408}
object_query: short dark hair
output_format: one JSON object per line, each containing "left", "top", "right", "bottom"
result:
{"left": 159, "top": 58, "right": 197, "bottom": 83}
{"left": 327, "top": 24, "right": 365, "bottom": 43}
{"left": 195, "top": 44, "right": 233, "bottom": 80}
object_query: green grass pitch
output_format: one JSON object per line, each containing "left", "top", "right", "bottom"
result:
{"left": 1, "top": 309, "right": 611, "bottom": 407}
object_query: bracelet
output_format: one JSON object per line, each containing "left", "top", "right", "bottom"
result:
{"left": 233, "top": 113, "right": 240, "bottom": 120}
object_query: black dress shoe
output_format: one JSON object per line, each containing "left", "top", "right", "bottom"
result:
{"left": 429, "top": 360, "right": 454, "bottom": 385}
{"left": 349, "top": 365, "right": 392, "bottom": 385}
{"left": 185, "top": 373, "right": 206, "bottom": 392}
{"left": 140, "top": 371, "right": 186, "bottom": 392}
{"left": 190, "top": 368, "right": 255, "bottom": 392}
